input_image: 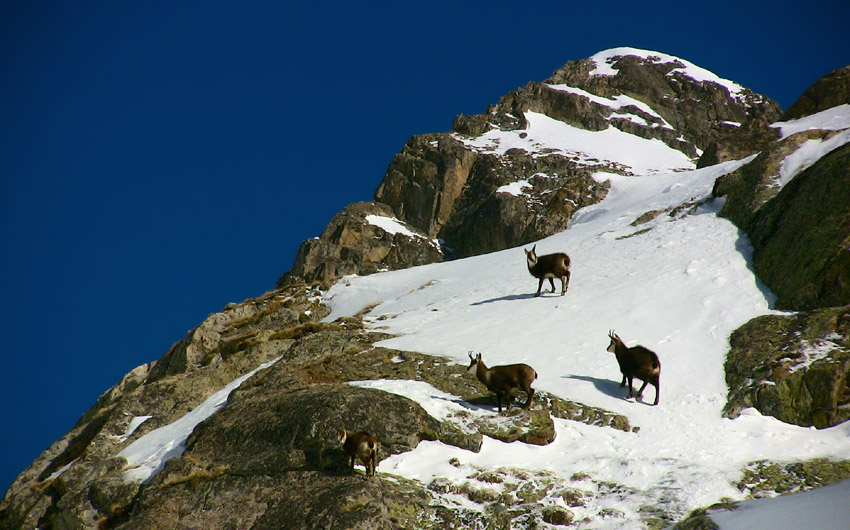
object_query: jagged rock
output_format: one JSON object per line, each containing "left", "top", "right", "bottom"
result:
{"left": 723, "top": 306, "right": 850, "bottom": 428}
{"left": 473, "top": 408, "right": 556, "bottom": 446}
{"left": 435, "top": 152, "right": 609, "bottom": 258}
{"left": 544, "top": 52, "right": 781, "bottom": 159}
{"left": 278, "top": 201, "right": 443, "bottom": 289}
{"left": 783, "top": 65, "right": 850, "bottom": 120}
{"left": 375, "top": 134, "right": 478, "bottom": 238}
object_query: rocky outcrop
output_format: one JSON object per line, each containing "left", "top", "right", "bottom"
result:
{"left": 783, "top": 65, "right": 850, "bottom": 120}
{"left": 713, "top": 132, "right": 850, "bottom": 311}
{"left": 543, "top": 53, "right": 781, "bottom": 158}
{"left": 712, "top": 64, "right": 850, "bottom": 311}
{"left": 723, "top": 306, "right": 850, "bottom": 429}
{"left": 278, "top": 201, "right": 443, "bottom": 289}
{"left": 745, "top": 143, "right": 850, "bottom": 310}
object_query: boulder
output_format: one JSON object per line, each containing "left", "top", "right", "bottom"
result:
{"left": 723, "top": 306, "right": 850, "bottom": 428}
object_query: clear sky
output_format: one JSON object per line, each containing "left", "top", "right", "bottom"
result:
{"left": 1, "top": 0, "right": 847, "bottom": 493}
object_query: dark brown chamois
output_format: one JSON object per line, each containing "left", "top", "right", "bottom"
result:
{"left": 525, "top": 245, "right": 571, "bottom": 296}
{"left": 467, "top": 352, "right": 537, "bottom": 413}
{"left": 337, "top": 429, "right": 378, "bottom": 476}
{"left": 606, "top": 331, "right": 660, "bottom": 405}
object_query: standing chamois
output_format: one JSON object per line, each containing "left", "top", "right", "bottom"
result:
{"left": 606, "top": 331, "right": 661, "bottom": 405}
{"left": 337, "top": 429, "right": 378, "bottom": 477}
{"left": 467, "top": 352, "right": 537, "bottom": 413}
{"left": 525, "top": 245, "right": 571, "bottom": 296}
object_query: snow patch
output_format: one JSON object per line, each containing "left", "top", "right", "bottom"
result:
{"left": 457, "top": 111, "right": 694, "bottom": 175}
{"left": 365, "top": 214, "right": 423, "bottom": 239}
{"left": 113, "top": 415, "right": 153, "bottom": 443}
{"left": 545, "top": 84, "right": 674, "bottom": 129}
{"left": 771, "top": 104, "right": 850, "bottom": 139}
{"left": 117, "top": 357, "right": 280, "bottom": 484}
{"left": 776, "top": 128, "right": 850, "bottom": 187}
{"left": 713, "top": 478, "right": 850, "bottom": 530}
{"left": 496, "top": 180, "right": 532, "bottom": 196}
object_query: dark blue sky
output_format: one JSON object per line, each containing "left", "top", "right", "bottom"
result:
{"left": 2, "top": 1, "right": 847, "bottom": 493}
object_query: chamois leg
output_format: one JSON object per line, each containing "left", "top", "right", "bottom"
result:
{"left": 559, "top": 276, "right": 566, "bottom": 296}
{"left": 652, "top": 379, "right": 660, "bottom": 405}
{"left": 636, "top": 379, "right": 650, "bottom": 401}
{"left": 626, "top": 376, "right": 635, "bottom": 399}
{"left": 536, "top": 278, "right": 544, "bottom": 297}
{"left": 619, "top": 374, "right": 627, "bottom": 388}
{"left": 548, "top": 278, "right": 556, "bottom": 293}
{"left": 564, "top": 270, "right": 571, "bottom": 293}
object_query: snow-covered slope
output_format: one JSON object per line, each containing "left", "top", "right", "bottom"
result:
{"left": 319, "top": 105, "right": 850, "bottom": 526}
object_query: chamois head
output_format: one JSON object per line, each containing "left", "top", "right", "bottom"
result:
{"left": 467, "top": 351, "right": 482, "bottom": 372}
{"left": 524, "top": 245, "right": 538, "bottom": 266}
{"left": 607, "top": 330, "right": 622, "bottom": 353}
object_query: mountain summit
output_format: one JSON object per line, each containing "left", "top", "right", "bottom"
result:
{"left": 2, "top": 50, "right": 849, "bottom": 530}
{"left": 279, "top": 47, "right": 781, "bottom": 286}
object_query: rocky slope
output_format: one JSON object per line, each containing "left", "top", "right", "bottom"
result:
{"left": 280, "top": 48, "right": 781, "bottom": 287}
{"left": 3, "top": 51, "right": 850, "bottom": 530}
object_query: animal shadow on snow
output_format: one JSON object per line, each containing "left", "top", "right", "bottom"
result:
{"left": 471, "top": 293, "right": 542, "bottom": 306}
{"left": 565, "top": 374, "right": 655, "bottom": 405}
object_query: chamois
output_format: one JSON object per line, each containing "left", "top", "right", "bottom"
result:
{"left": 467, "top": 352, "right": 537, "bottom": 413}
{"left": 525, "top": 245, "right": 571, "bottom": 296}
{"left": 606, "top": 331, "right": 660, "bottom": 405}
{"left": 337, "top": 429, "right": 378, "bottom": 477}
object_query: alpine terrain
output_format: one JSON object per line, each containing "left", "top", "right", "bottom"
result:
{"left": 2, "top": 48, "right": 849, "bottom": 530}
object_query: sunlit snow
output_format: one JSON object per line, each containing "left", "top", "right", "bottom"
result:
{"left": 365, "top": 214, "right": 424, "bottom": 238}
{"left": 457, "top": 111, "right": 694, "bottom": 175}
{"left": 771, "top": 104, "right": 850, "bottom": 139}
{"left": 117, "top": 357, "right": 280, "bottom": 483}
{"left": 545, "top": 84, "right": 673, "bottom": 129}
{"left": 776, "top": 128, "right": 850, "bottom": 187}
